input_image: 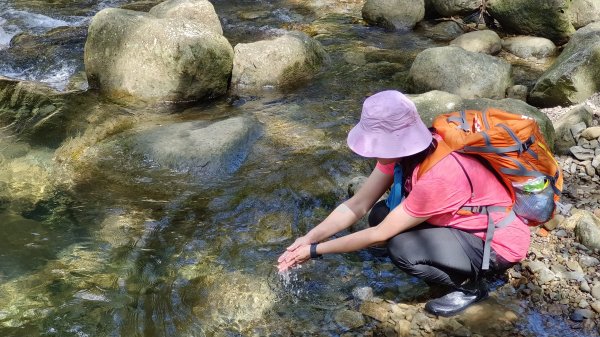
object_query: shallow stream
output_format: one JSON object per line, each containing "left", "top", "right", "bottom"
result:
{"left": 0, "top": 1, "right": 595, "bottom": 336}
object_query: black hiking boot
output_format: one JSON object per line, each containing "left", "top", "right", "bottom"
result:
{"left": 424, "top": 281, "right": 488, "bottom": 317}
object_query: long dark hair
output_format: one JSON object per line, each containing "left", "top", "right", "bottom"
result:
{"left": 400, "top": 135, "right": 437, "bottom": 193}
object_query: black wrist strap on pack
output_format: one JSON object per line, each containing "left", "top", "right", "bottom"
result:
{"left": 310, "top": 243, "right": 322, "bottom": 259}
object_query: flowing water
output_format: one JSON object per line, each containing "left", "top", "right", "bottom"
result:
{"left": 0, "top": 1, "right": 595, "bottom": 336}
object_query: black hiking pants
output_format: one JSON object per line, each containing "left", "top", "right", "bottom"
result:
{"left": 368, "top": 200, "right": 514, "bottom": 289}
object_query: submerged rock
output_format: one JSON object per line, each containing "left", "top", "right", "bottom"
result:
{"left": 131, "top": 116, "right": 261, "bottom": 178}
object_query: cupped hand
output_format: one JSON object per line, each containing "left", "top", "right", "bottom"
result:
{"left": 277, "top": 244, "right": 310, "bottom": 272}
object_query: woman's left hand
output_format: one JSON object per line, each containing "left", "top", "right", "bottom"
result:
{"left": 277, "top": 244, "right": 310, "bottom": 272}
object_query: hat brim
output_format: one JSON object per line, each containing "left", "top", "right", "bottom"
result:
{"left": 347, "top": 119, "right": 432, "bottom": 158}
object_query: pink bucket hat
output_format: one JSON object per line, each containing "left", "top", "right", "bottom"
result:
{"left": 347, "top": 90, "right": 432, "bottom": 158}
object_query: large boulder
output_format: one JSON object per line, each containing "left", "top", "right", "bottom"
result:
{"left": 449, "top": 30, "right": 502, "bottom": 54}
{"left": 131, "top": 116, "right": 261, "bottom": 178}
{"left": 408, "top": 46, "right": 512, "bottom": 99}
{"left": 231, "top": 32, "right": 327, "bottom": 93}
{"left": 409, "top": 91, "right": 556, "bottom": 147}
{"left": 149, "top": 0, "right": 223, "bottom": 35}
{"left": 529, "top": 23, "right": 600, "bottom": 108}
{"left": 429, "top": 0, "right": 481, "bottom": 16}
{"left": 487, "top": 0, "right": 575, "bottom": 43}
{"left": 569, "top": 0, "right": 600, "bottom": 29}
{"left": 84, "top": 7, "right": 233, "bottom": 103}
{"left": 501, "top": 36, "right": 557, "bottom": 59}
{"left": 362, "top": 0, "right": 425, "bottom": 31}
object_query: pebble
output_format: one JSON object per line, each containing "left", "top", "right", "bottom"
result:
{"left": 555, "top": 229, "right": 568, "bottom": 238}
{"left": 580, "top": 255, "right": 600, "bottom": 267}
{"left": 581, "top": 280, "right": 592, "bottom": 292}
{"left": 579, "top": 299, "right": 590, "bottom": 308}
{"left": 352, "top": 286, "right": 374, "bottom": 301}
{"left": 591, "top": 301, "right": 600, "bottom": 313}
{"left": 592, "top": 284, "right": 600, "bottom": 300}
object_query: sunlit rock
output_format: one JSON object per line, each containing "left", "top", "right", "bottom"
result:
{"left": 501, "top": 36, "right": 557, "bottom": 59}
{"left": 362, "top": 0, "right": 425, "bottom": 31}
{"left": 487, "top": 0, "right": 575, "bottom": 43}
{"left": 450, "top": 30, "right": 502, "bottom": 55}
{"left": 409, "top": 46, "right": 512, "bottom": 99}
{"left": 529, "top": 23, "right": 600, "bottom": 108}
{"left": 84, "top": 7, "right": 233, "bottom": 103}
{"left": 231, "top": 32, "right": 327, "bottom": 93}
{"left": 149, "top": 0, "right": 223, "bottom": 35}
{"left": 569, "top": 0, "right": 600, "bottom": 29}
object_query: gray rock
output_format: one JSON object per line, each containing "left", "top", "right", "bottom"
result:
{"left": 538, "top": 268, "right": 557, "bottom": 284}
{"left": 131, "top": 117, "right": 261, "bottom": 178}
{"left": 569, "top": 0, "right": 600, "bottom": 29}
{"left": 529, "top": 23, "right": 600, "bottom": 107}
{"left": 506, "top": 85, "right": 528, "bottom": 101}
{"left": 421, "top": 21, "right": 465, "bottom": 41}
{"left": 571, "top": 122, "right": 588, "bottom": 140}
{"left": 592, "top": 284, "right": 600, "bottom": 299}
{"left": 574, "top": 210, "right": 600, "bottom": 250}
{"left": 570, "top": 146, "right": 596, "bottom": 161}
{"left": 84, "top": 8, "right": 233, "bottom": 103}
{"left": 573, "top": 308, "right": 595, "bottom": 320}
{"left": 501, "top": 36, "right": 557, "bottom": 58}
{"left": 231, "top": 32, "right": 327, "bottom": 93}
{"left": 487, "top": 0, "right": 575, "bottom": 43}
{"left": 591, "top": 301, "right": 600, "bottom": 313}
{"left": 408, "top": 46, "right": 512, "bottom": 99}
{"left": 429, "top": 0, "right": 480, "bottom": 16}
{"left": 362, "top": 0, "right": 425, "bottom": 31}
{"left": 526, "top": 260, "right": 547, "bottom": 273}
{"left": 580, "top": 255, "right": 600, "bottom": 267}
{"left": 149, "top": 0, "right": 223, "bottom": 35}
{"left": 581, "top": 280, "right": 592, "bottom": 292}
{"left": 553, "top": 104, "right": 593, "bottom": 154}
{"left": 450, "top": 30, "right": 502, "bottom": 54}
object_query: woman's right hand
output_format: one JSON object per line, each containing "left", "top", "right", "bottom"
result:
{"left": 277, "top": 236, "right": 312, "bottom": 269}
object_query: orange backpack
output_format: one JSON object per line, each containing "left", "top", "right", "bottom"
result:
{"left": 419, "top": 108, "right": 563, "bottom": 270}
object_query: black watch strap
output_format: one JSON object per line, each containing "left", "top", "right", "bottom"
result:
{"left": 310, "top": 243, "right": 322, "bottom": 259}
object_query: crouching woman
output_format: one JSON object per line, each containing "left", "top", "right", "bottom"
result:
{"left": 277, "top": 90, "right": 529, "bottom": 316}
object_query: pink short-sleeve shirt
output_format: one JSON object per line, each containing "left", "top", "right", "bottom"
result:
{"left": 376, "top": 153, "right": 530, "bottom": 263}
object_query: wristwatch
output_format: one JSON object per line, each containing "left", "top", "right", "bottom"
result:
{"left": 310, "top": 243, "right": 322, "bottom": 259}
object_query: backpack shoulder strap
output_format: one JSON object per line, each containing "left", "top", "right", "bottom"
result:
{"left": 417, "top": 137, "right": 454, "bottom": 179}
